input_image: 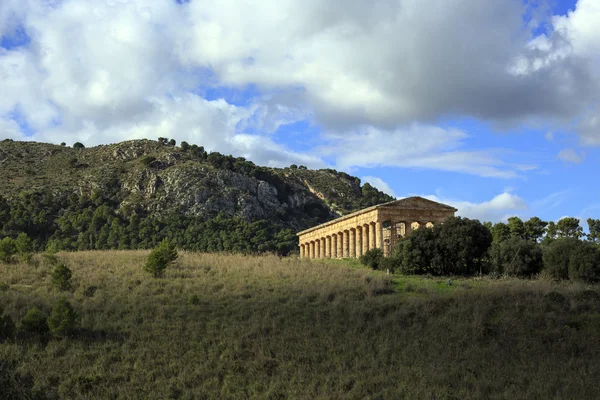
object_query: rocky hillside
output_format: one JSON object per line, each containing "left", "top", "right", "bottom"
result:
{"left": 0, "top": 138, "right": 393, "bottom": 232}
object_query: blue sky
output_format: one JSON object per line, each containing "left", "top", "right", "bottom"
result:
{"left": 0, "top": 0, "right": 599, "bottom": 224}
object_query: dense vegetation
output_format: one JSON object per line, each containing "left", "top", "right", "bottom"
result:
{"left": 362, "top": 216, "right": 600, "bottom": 283}
{"left": 0, "top": 191, "right": 297, "bottom": 255}
{"left": 1, "top": 252, "right": 600, "bottom": 399}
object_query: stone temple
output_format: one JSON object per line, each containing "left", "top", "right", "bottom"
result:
{"left": 297, "top": 196, "right": 457, "bottom": 259}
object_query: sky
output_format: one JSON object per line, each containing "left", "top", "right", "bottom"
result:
{"left": 0, "top": 0, "right": 599, "bottom": 224}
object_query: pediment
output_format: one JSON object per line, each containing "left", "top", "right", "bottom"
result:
{"left": 379, "top": 196, "right": 457, "bottom": 211}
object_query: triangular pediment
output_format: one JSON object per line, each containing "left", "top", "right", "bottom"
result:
{"left": 377, "top": 196, "right": 457, "bottom": 211}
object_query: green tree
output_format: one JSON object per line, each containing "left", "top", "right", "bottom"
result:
{"left": 0, "top": 237, "right": 16, "bottom": 263}
{"left": 587, "top": 218, "right": 600, "bottom": 243}
{"left": 507, "top": 217, "right": 526, "bottom": 239}
{"left": 180, "top": 141, "right": 190, "bottom": 151}
{"left": 51, "top": 264, "right": 73, "bottom": 291}
{"left": 14, "top": 232, "right": 33, "bottom": 254}
{"left": 20, "top": 307, "right": 48, "bottom": 335}
{"left": 568, "top": 242, "right": 600, "bottom": 283}
{"left": 73, "top": 142, "right": 85, "bottom": 149}
{"left": 359, "top": 248, "right": 384, "bottom": 270}
{"left": 489, "top": 238, "right": 543, "bottom": 277}
{"left": 490, "top": 222, "right": 510, "bottom": 243}
{"left": 144, "top": 238, "right": 178, "bottom": 278}
{"left": 546, "top": 221, "right": 558, "bottom": 241}
{"left": 168, "top": 139, "right": 176, "bottom": 147}
{"left": 556, "top": 217, "right": 583, "bottom": 239}
{"left": 47, "top": 297, "right": 78, "bottom": 337}
{"left": 524, "top": 217, "right": 548, "bottom": 242}
{"left": 542, "top": 238, "right": 582, "bottom": 280}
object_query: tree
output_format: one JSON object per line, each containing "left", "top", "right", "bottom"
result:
{"left": 0, "top": 237, "right": 16, "bottom": 263}
{"left": 158, "top": 137, "right": 168, "bottom": 146}
{"left": 60, "top": 142, "right": 66, "bottom": 146}
{"left": 168, "top": 139, "right": 176, "bottom": 147}
{"left": 490, "top": 222, "right": 510, "bottom": 243}
{"left": 180, "top": 141, "right": 190, "bottom": 151}
{"left": 290, "top": 164, "right": 298, "bottom": 169}
{"left": 507, "top": 217, "right": 525, "bottom": 240}
{"left": 359, "top": 248, "right": 384, "bottom": 270}
{"left": 542, "top": 238, "right": 582, "bottom": 280}
{"left": 524, "top": 217, "right": 548, "bottom": 242}
{"left": 73, "top": 142, "right": 85, "bottom": 149}
{"left": 51, "top": 264, "right": 73, "bottom": 291}
{"left": 587, "top": 218, "right": 600, "bottom": 243}
{"left": 545, "top": 221, "right": 558, "bottom": 241}
{"left": 568, "top": 242, "right": 600, "bottom": 283}
{"left": 556, "top": 217, "right": 583, "bottom": 239}
{"left": 47, "top": 297, "right": 78, "bottom": 337}
{"left": 0, "top": 308, "right": 15, "bottom": 342}
{"left": 489, "top": 238, "right": 543, "bottom": 277}
{"left": 20, "top": 307, "right": 48, "bottom": 335}
{"left": 144, "top": 238, "right": 178, "bottom": 278}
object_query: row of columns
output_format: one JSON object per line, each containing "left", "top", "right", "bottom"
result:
{"left": 300, "top": 222, "right": 383, "bottom": 259}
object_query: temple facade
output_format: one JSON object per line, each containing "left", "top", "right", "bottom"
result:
{"left": 297, "top": 196, "right": 457, "bottom": 259}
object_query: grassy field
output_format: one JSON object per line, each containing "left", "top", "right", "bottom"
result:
{"left": 1, "top": 251, "right": 600, "bottom": 399}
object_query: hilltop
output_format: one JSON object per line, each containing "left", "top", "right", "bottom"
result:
{"left": 0, "top": 138, "right": 393, "bottom": 253}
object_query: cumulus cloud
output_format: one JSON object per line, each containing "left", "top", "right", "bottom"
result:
{"left": 361, "top": 176, "right": 396, "bottom": 197}
{"left": 422, "top": 192, "right": 528, "bottom": 222}
{"left": 557, "top": 148, "right": 585, "bottom": 164}
{"left": 0, "top": 0, "right": 599, "bottom": 175}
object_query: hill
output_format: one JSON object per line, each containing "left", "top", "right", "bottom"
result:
{"left": 0, "top": 138, "right": 393, "bottom": 253}
{"left": 1, "top": 252, "right": 599, "bottom": 399}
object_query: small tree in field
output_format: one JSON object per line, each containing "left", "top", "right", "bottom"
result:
{"left": 47, "top": 297, "right": 78, "bottom": 337}
{"left": 144, "top": 239, "right": 178, "bottom": 278}
{"left": 51, "top": 264, "right": 73, "bottom": 291}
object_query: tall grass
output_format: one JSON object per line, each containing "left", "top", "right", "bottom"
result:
{"left": 1, "top": 251, "right": 600, "bottom": 399}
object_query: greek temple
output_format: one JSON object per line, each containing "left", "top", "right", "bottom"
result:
{"left": 297, "top": 196, "right": 457, "bottom": 259}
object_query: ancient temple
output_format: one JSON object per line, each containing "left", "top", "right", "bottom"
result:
{"left": 297, "top": 196, "right": 457, "bottom": 258}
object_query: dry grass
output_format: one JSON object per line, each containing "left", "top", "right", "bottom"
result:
{"left": 1, "top": 251, "right": 600, "bottom": 399}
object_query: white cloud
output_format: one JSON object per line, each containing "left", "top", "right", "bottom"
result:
{"left": 362, "top": 176, "right": 396, "bottom": 197}
{"left": 0, "top": 0, "right": 599, "bottom": 176}
{"left": 422, "top": 192, "right": 528, "bottom": 222}
{"left": 557, "top": 148, "right": 585, "bottom": 164}
{"left": 321, "top": 124, "right": 524, "bottom": 179}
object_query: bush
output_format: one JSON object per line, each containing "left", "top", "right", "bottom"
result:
{"left": 20, "top": 307, "right": 48, "bottom": 335}
{"left": 0, "top": 237, "right": 16, "bottom": 263}
{"left": 73, "top": 142, "right": 85, "bottom": 149}
{"left": 168, "top": 139, "right": 176, "bottom": 147}
{"left": 568, "top": 242, "right": 600, "bottom": 283}
{"left": 180, "top": 141, "right": 190, "bottom": 151}
{"left": 489, "top": 238, "right": 543, "bottom": 277}
{"left": 47, "top": 298, "right": 78, "bottom": 337}
{"left": 144, "top": 238, "right": 178, "bottom": 278}
{"left": 0, "top": 308, "right": 16, "bottom": 342}
{"left": 14, "top": 232, "right": 34, "bottom": 263}
{"left": 542, "top": 238, "right": 582, "bottom": 280}
{"left": 359, "top": 248, "right": 384, "bottom": 270}
{"left": 51, "top": 264, "right": 73, "bottom": 291}
{"left": 140, "top": 155, "right": 156, "bottom": 167}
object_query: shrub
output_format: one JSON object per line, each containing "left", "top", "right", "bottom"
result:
{"left": 20, "top": 307, "right": 48, "bottom": 335}
{"left": 180, "top": 141, "right": 190, "bottom": 151}
{"left": 359, "top": 248, "right": 384, "bottom": 269}
{"left": 168, "top": 139, "right": 176, "bottom": 147}
{"left": 144, "top": 238, "right": 178, "bottom": 278}
{"left": 51, "top": 264, "right": 73, "bottom": 291}
{"left": 189, "top": 294, "right": 200, "bottom": 305}
{"left": 47, "top": 297, "right": 78, "bottom": 337}
{"left": 14, "top": 232, "right": 34, "bottom": 263}
{"left": 568, "top": 242, "right": 600, "bottom": 283}
{"left": 0, "top": 237, "right": 16, "bottom": 263}
{"left": 60, "top": 142, "right": 66, "bottom": 146}
{"left": 0, "top": 308, "right": 16, "bottom": 342}
{"left": 489, "top": 238, "right": 543, "bottom": 277}
{"left": 542, "top": 238, "right": 582, "bottom": 280}
{"left": 73, "top": 142, "right": 85, "bottom": 149}
{"left": 140, "top": 155, "right": 156, "bottom": 167}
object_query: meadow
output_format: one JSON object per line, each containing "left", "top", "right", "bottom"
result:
{"left": 1, "top": 251, "right": 600, "bottom": 399}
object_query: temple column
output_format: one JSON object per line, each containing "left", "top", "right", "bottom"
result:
{"left": 405, "top": 222, "right": 412, "bottom": 237}
{"left": 355, "top": 226, "right": 362, "bottom": 258}
{"left": 369, "top": 223, "right": 376, "bottom": 249}
{"left": 362, "top": 225, "right": 369, "bottom": 254}
{"left": 331, "top": 234, "right": 337, "bottom": 258}
{"left": 343, "top": 230, "right": 349, "bottom": 258}
{"left": 375, "top": 222, "right": 383, "bottom": 250}
{"left": 349, "top": 228, "right": 356, "bottom": 258}
{"left": 300, "top": 244, "right": 305, "bottom": 258}
{"left": 310, "top": 241, "right": 315, "bottom": 259}
{"left": 337, "top": 232, "right": 343, "bottom": 258}
{"left": 325, "top": 236, "right": 331, "bottom": 258}
{"left": 320, "top": 238, "right": 326, "bottom": 259}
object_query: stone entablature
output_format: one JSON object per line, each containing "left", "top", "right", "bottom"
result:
{"left": 297, "top": 196, "right": 457, "bottom": 259}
